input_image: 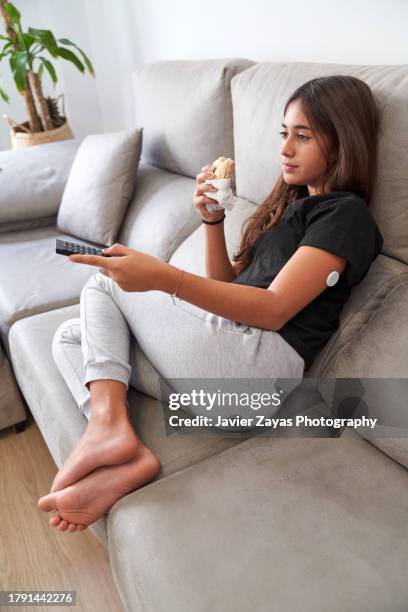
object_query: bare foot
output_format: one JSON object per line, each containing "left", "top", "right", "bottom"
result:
{"left": 50, "top": 411, "right": 139, "bottom": 493}
{"left": 38, "top": 444, "right": 161, "bottom": 530}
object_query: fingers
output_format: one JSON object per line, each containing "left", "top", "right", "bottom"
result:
{"left": 68, "top": 254, "right": 112, "bottom": 267}
{"left": 194, "top": 194, "right": 218, "bottom": 208}
{"left": 196, "top": 172, "right": 212, "bottom": 185}
{"left": 196, "top": 182, "right": 217, "bottom": 196}
{"left": 103, "top": 243, "right": 129, "bottom": 256}
{"left": 201, "top": 164, "right": 216, "bottom": 173}
{"left": 193, "top": 164, "right": 219, "bottom": 214}
{"left": 196, "top": 168, "right": 216, "bottom": 184}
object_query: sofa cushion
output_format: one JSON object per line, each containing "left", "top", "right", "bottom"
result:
{"left": 315, "top": 269, "right": 408, "bottom": 469}
{"left": 308, "top": 253, "right": 408, "bottom": 376}
{"left": 0, "top": 138, "right": 81, "bottom": 225}
{"left": 107, "top": 430, "right": 408, "bottom": 612}
{"left": 117, "top": 163, "right": 201, "bottom": 260}
{"left": 132, "top": 58, "right": 254, "bottom": 178}
{"left": 231, "top": 62, "right": 408, "bottom": 264}
{"left": 318, "top": 376, "right": 408, "bottom": 471}
{"left": 57, "top": 129, "right": 143, "bottom": 245}
{"left": 0, "top": 227, "right": 98, "bottom": 353}
{"left": 169, "top": 195, "right": 257, "bottom": 274}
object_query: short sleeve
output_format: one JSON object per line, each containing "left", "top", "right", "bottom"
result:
{"left": 299, "top": 196, "right": 384, "bottom": 286}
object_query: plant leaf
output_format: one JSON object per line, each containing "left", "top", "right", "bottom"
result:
{"left": 56, "top": 46, "right": 85, "bottom": 72}
{"left": 58, "top": 38, "right": 95, "bottom": 75}
{"left": 28, "top": 28, "right": 59, "bottom": 57}
{"left": 0, "top": 74, "right": 10, "bottom": 103}
{"left": 0, "top": 86, "right": 10, "bottom": 103}
{"left": 22, "top": 33, "right": 36, "bottom": 51}
{"left": 9, "top": 51, "right": 29, "bottom": 91}
{"left": 0, "top": 41, "right": 13, "bottom": 56}
{"left": 5, "top": 2, "right": 21, "bottom": 23}
{"left": 39, "top": 56, "right": 57, "bottom": 85}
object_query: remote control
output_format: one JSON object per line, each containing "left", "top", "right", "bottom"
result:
{"left": 56, "top": 239, "right": 113, "bottom": 257}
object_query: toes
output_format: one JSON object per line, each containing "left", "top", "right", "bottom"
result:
{"left": 49, "top": 514, "right": 61, "bottom": 527}
{"left": 77, "top": 524, "right": 87, "bottom": 531}
{"left": 38, "top": 493, "right": 58, "bottom": 512}
{"left": 58, "top": 520, "right": 69, "bottom": 532}
{"left": 49, "top": 514, "right": 78, "bottom": 533}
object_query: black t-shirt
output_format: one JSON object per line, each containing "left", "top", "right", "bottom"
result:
{"left": 231, "top": 191, "right": 384, "bottom": 371}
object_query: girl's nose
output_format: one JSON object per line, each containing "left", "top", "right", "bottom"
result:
{"left": 281, "top": 141, "right": 296, "bottom": 158}
{"left": 281, "top": 145, "right": 294, "bottom": 158}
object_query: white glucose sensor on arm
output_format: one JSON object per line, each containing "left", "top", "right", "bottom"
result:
{"left": 326, "top": 271, "right": 340, "bottom": 287}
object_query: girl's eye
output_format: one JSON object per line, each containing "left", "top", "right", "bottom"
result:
{"left": 279, "top": 131, "right": 310, "bottom": 141}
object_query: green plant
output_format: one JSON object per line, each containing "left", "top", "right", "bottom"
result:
{"left": 0, "top": 0, "right": 95, "bottom": 132}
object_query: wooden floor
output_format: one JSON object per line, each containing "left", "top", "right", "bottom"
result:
{"left": 0, "top": 411, "right": 124, "bottom": 612}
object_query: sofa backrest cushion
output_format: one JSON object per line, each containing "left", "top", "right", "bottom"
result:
{"left": 169, "top": 195, "right": 257, "bottom": 275}
{"left": 0, "top": 138, "right": 81, "bottom": 225}
{"left": 117, "top": 163, "right": 200, "bottom": 261}
{"left": 231, "top": 62, "right": 408, "bottom": 264}
{"left": 57, "top": 129, "right": 143, "bottom": 246}
{"left": 132, "top": 58, "right": 254, "bottom": 178}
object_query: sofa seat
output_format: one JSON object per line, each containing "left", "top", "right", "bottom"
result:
{"left": 107, "top": 430, "right": 408, "bottom": 612}
{"left": 0, "top": 226, "right": 100, "bottom": 354}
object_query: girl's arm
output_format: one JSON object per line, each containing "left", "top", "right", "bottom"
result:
{"left": 204, "top": 221, "right": 237, "bottom": 282}
{"left": 161, "top": 264, "right": 283, "bottom": 331}
{"left": 158, "top": 245, "right": 347, "bottom": 332}
{"left": 69, "top": 243, "right": 346, "bottom": 333}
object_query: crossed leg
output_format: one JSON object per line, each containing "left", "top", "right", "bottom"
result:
{"left": 38, "top": 271, "right": 304, "bottom": 532}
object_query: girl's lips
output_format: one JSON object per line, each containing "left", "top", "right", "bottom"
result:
{"left": 282, "top": 164, "right": 298, "bottom": 172}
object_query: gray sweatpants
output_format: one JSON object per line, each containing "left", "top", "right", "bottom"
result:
{"left": 52, "top": 272, "right": 305, "bottom": 423}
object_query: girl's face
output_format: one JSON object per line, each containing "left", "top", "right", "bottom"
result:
{"left": 280, "top": 100, "right": 335, "bottom": 195}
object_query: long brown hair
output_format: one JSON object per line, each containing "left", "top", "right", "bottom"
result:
{"left": 232, "top": 75, "right": 381, "bottom": 275}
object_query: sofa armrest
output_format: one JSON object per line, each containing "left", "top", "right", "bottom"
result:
{"left": 107, "top": 434, "right": 408, "bottom": 612}
{"left": 0, "top": 138, "right": 81, "bottom": 226}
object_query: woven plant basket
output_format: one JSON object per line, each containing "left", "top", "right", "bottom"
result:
{"left": 10, "top": 118, "right": 74, "bottom": 150}
{"left": 7, "top": 95, "right": 74, "bottom": 149}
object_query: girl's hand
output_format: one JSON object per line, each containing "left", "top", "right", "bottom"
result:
{"left": 193, "top": 164, "right": 226, "bottom": 223}
{"left": 68, "top": 243, "right": 172, "bottom": 293}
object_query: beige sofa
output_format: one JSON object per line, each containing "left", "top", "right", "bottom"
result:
{"left": 1, "top": 58, "right": 407, "bottom": 611}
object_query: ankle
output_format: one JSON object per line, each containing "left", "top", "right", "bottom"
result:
{"left": 89, "top": 402, "right": 129, "bottom": 425}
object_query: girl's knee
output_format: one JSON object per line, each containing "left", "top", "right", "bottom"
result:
{"left": 81, "top": 271, "right": 112, "bottom": 299}
{"left": 53, "top": 318, "right": 81, "bottom": 346}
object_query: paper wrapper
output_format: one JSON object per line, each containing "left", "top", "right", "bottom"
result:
{"left": 204, "top": 175, "right": 237, "bottom": 213}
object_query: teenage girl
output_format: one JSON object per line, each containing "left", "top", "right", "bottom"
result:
{"left": 38, "top": 75, "right": 383, "bottom": 532}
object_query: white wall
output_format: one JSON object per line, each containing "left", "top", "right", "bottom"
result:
{"left": 1, "top": 0, "right": 407, "bottom": 151}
